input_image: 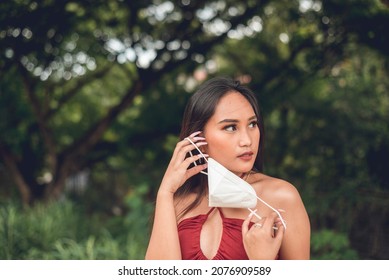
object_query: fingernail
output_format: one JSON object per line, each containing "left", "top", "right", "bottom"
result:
{"left": 278, "top": 209, "right": 286, "bottom": 213}
{"left": 275, "top": 219, "right": 287, "bottom": 224}
{"left": 190, "top": 131, "right": 202, "bottom": 137}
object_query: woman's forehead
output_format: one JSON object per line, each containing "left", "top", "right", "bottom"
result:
{"left": 212, "top": 91, "right": 255, "bottom": 120}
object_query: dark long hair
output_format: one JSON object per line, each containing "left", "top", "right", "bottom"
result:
{"left": 175, "top": 76, "right": 265, "bottom": 218}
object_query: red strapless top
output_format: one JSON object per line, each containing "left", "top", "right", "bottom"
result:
{"left": 178, "top": 207, "right": 253, "bottom": 260}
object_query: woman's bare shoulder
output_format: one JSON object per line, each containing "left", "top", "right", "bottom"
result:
{"left": 249, "top": 172, "right": 303, "bottom": 205}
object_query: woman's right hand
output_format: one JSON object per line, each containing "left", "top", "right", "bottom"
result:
{"left": 242, "top": 211, "right": 285, "bottom": 260}
{"left": 159, "top": 131, "right": 208, "bottom": 195}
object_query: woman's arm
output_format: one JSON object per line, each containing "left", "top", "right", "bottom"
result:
{"left": 145, "top": 132, "right": 208, "bottom": 259}
{"left": 277, "top": 182, "right": 311, "bottom": 259}
{"left": 145, "top": 190, "right": 182, "bottom": 259}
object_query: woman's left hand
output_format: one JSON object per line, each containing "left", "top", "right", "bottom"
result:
{"left": 242, "top": 211, "right": 285, "bottom": 259}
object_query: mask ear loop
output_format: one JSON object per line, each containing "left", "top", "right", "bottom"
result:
{"left": 185, "top": 137, "right": 208, "bottom": 175}
{"left": 251, "top": 198, "right": 287, "bottom": 230}
{"left": 185, "top": 137, "right": 286, "bottom": 229}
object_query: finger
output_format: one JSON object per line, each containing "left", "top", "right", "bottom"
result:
{"left": 172, "top": 137, "right": 195, "bottom": 157}
{"left": 253, "top": 223, "right": 263, "bottom": 230}
{"left": 262, "top": 212, "right": 279, "bottom": 234}
{"left": 274, "top": 218, "right": 287, "bottom": 228}
{"left": 273, "top": 223, "right": 285, "bottom": 242}
{"left": 185, "top": 162, "right": 208, "bottom": 180}
{"left": 242, "top": 209, "right": 260, "bottom": 235}
{"left": 179, "top": 140, "right": 208, "bottom": 159}
{"left": 182, "top": 153, "right": 208, "bottom": 170}
{"left": 173, "top": 131, "right": 203, "bottom": 156}
{"left": 242, "top": 211, "right": 255, "bottom": 236}
{"left": 183, "top": 133, "right": 205, "bottom": 149}
{"left": 184, "top": 132, "right": 207, "bottom": 151}
{"left": 170, "top": 140, "right": 189, "bottom": 163}
{"left": 172, "top": 140, "right": 207, "bottom": 164}
{"left": 274, "top": 209, "right": 287, "bottom": 230}
{"left": 188, "top": 131, "right": 202, "bottom": 139}
{"left": 191, "top": 137, "right": 206, "bottom": 143}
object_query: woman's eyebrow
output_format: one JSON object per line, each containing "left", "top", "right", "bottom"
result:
{"left": 218, "top": 119, "right": 239, "bottom": 124}
{"left": 218, "top": 115, "right": 257, "bottom": 124}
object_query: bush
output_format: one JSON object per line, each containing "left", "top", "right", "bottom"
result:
{"left": 0, "top": 199, "right": 151, "bottom": 260}
{"left": 311, "top": 229, "right": 359, "bottom": 260}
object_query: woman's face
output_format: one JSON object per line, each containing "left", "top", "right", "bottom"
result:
{"left": 203, "top": 91, "right": 260, "bottom": 176}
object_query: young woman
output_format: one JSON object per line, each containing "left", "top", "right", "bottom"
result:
{"left": 145, "top": 77, "right": 310, "bottom": 260}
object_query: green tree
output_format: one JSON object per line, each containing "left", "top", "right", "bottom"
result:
{"left": 1, "top": 0, "right": 388, "bottom": 259}
{"left": 0, "top": 0, "right": 271, "bottom": 205}
{"left": 212, "top": 0, "right": 389, "bottom": 259}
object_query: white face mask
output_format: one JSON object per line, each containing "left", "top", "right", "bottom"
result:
{"left": 207, "top": 157, "right": 257, "bottom": 208}
{"left": 186, "top": 137, "right": 287, "bottom": 229}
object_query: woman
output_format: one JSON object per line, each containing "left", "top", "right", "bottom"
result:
{"left": 145, "top": 76, "right": 310, "bottom": 260}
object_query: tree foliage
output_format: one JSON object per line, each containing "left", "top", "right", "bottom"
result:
{"left": 1, "top": 0, "right": 388, "bottom": 259}
{"left": 213, "top": 0, "right": 389, "bottom": 259}
{"left": 1, "top": 0, "right": 272, "bottom": 204}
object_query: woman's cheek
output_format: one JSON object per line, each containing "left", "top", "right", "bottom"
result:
{"left": 206, "top": 134, "right": 233, "bottom": 159}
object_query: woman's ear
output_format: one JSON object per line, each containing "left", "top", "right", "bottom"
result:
{"left": 200, "top": 144, "right": 208, "bottom": 154}
{"left": 200, "top": 131, "right": 208, "bottom": 154}
{"left": 199, "top": 131, "right": 207, "bottom": 153}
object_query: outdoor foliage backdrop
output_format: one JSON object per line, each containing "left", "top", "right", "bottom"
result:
{"left": 0, "top": 0, "right": 388, "bottom": 259}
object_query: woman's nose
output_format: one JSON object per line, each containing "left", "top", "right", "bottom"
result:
{"left": 239, "top": 129, "right": 252, "bottom": 147}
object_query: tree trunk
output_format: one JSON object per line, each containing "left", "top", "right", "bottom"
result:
{"left": 0, "top": 144, "right": 32, "bottom": 207}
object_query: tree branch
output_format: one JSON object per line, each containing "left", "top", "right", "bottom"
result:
{"left": 44, "top": 63, "right": 114, "bottom": 120}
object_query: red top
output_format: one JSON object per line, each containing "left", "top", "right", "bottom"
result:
{"left": 178, "top": 207, "right": 253, "bottom": 260}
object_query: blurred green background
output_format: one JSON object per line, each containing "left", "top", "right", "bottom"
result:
{"left": 0, "top": 0, "right": 388, "bottom": 260}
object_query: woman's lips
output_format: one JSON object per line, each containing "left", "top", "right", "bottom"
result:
{"left": 238, "top": 152, "right": 254, "bottom": 161}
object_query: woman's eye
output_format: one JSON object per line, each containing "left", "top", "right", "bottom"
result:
{"left": 249, "top": 121, "right": 258, "bottom": 128}
{"left": 224, "top": 125, "right": 236, "bottom": 132}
